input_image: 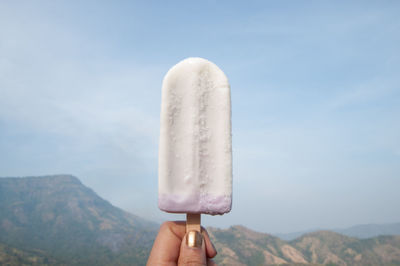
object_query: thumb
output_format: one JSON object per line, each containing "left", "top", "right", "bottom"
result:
{"left": 178, "top": 230, "right": 207, "bottom": 266}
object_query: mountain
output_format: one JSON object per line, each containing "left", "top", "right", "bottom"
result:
{"left": 277, "top": 223, "right": 400, "bottom": 241}
{"left": 0, "top": 175, "right": 158, "bottom": 265}
{"left": 0, "top": 242, "right": 60, "bottom": 266}
{"left": 335, "top": 223, "right": 400, "bottom": 239}
{"left": 292, "top": 231, "right": 400, "bottom": 265}
{"left": 2, "top": 175, "right": 400, "bottom": 265}
{"left": 276, "top": 230, "right": 316, "bottom": 242}
{"left": 208, "top": 225, "right": 308, "bottom": 265}
{"left": 209, "top": 226, "right": 400, "bottom": 266}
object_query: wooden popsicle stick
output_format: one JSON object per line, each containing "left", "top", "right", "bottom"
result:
{"left": 186, "top": 213, "right": 201, "bottom": 232}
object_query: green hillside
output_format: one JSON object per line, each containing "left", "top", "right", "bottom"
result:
{"left": 0, "top": 175, "right": 158, "bottom": 265}
{"left": 1, "top": 175, "right": 400, "bottom": 266}
{"left": 209, "top": 227, "right": 400, "bottom": 266}
{"left": 0, "top": 242, "right": 61, "bottom": 266}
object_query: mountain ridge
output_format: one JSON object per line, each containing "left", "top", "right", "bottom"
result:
{"left": 276, "top": 222, "right": 400, "bottom": 241}
{"left": 209, "top": 226, "right": 400, "bottom": 265}
{"left": 0, "top": 174, "right": 158, "bottom": 265}
{"left": 1, "top": 175, "right": 400, "bottom": 265}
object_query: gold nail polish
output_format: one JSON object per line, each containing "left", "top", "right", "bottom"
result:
{"left": 186, "top": 230, "right": 202, "bottom": 248}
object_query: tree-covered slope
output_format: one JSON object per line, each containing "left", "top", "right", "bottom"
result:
{"left": 0, "top": 175, "right": 158, "bottom": 265}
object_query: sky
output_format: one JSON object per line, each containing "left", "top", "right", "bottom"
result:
{"left": 1, "top": 1, "right": 399, "bottom": 234}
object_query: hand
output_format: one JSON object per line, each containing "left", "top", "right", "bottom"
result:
{"left": 147, "top": 221, "right": 218, "bottom": 266}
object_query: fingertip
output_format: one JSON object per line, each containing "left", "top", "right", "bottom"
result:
{"left": 178, "top": 230, "right": 207, "bottom": 265}
{"left": 187, "top": 230, "right": 203, "bottom": 248}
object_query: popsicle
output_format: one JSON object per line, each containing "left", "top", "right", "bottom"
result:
{"left": 158, "top": 57, "right": 232, "bottom": 229}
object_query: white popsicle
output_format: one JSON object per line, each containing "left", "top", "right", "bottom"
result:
{"left": 158, "top": 57, "right": 232, "bottom": 215}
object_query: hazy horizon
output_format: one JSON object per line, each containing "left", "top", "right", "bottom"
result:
{"left": 1, "top": 1, "right": 399, "bottom": 234}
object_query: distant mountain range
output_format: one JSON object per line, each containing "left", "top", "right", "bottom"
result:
{"left": 276, "top": 222, "right": 400, "bottom": 241}
{"left": 336, "top": 223, "right": 400, "bottom": 239}
{"left": 1, "top": 175, "right": 399, "bottom": 265}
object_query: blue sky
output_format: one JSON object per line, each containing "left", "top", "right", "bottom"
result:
{"left": 1, "top": 1, "right": 399, "bottom": 234}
